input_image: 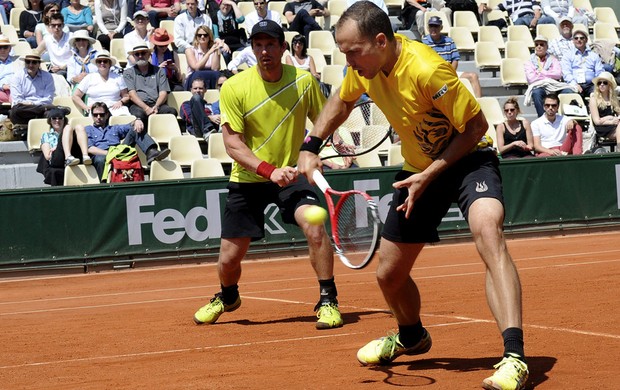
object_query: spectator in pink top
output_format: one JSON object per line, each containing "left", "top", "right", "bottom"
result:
{"left": 524, "top": 35, "right": 573, "bottom": 117}
{"left": 143, "top": 0, "right": 181, "bottom": 28}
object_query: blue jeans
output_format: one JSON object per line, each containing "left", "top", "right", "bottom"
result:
{"left": 92, "top": 130, "right": 157, "bottom": 179}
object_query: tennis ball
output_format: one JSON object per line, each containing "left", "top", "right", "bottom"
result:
{"left": 304, "top": 205, "right": 327, "bottom": 225}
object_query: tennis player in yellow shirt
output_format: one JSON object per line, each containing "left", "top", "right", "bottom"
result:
{"left": 193, "top": 20, "right": 343, "bottom": 330}
{"left": 298, "top": 3, "right": 528, "bottom": 389}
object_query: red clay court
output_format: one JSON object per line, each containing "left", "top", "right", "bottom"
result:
{"left": 1, "top": 230, "right": 619, "bottom": 389}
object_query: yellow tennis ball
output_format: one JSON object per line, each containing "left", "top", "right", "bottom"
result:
{"left": 304, "top": 205, "right": 327, "bottom": 225}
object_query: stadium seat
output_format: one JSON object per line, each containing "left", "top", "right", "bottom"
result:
{"left": 149, "top": 160, "right": 184, "bottom": 181}
{"left": 63, "top": 165, "right": 100, "bottom": 186}
{"left": 328, "top": 0, "right": 347, "bottom": 17}
{"left": 284, "top": 31, "right": 297, "bottom": 49}
{"left": 169, "top": 135, "right": 204, "bottom": 166}
{"left": 477, "top": 97, "right": 505, "bottom": 126}
{"left": 453, "top": 10, "right": 480, "bottom": 36}
{"left": 9, "top": 8, "right": 23, "bottom": 34}
{"left": 500, "top": 58, "right": 528, "bottom": 90}
{"left": 207, "top": 132, "right": 234, "bottom": 165}
{"left": 321, "top": 64, "right": 344, "bottom": 91}
{"left": 26, "top": 119, "right": 49, "bottom": 152}
{"left": 12, "top": 41, "right": 31, "bottom": 57}
{"left": 68, "top": 116, "right": 94, "bottom": 128}
{"left": 536, "top": 24, "right": 561, "bottom": 41}
{"left": 177, "top": 53, "right": 188, "bottom": 79}
{"left": 331, "top": 47, "right": 346, "bottom": 66}
{"left": 386, "top": 144, "right": 404, "bottom": 166}
{"left": 268, "top": 1, "right": 287, "bottom": 25}
{"left": 484, "top": 9, "right": 510, "bottom": 30}
{"left": 559, "top": 93, "right": 590, "bottom": 122}
{"left": 308, "top": 30, "right": 337, "bottom": 58}
{"left": 168, "top": 91, "right": 192, "bottom": 119}
{"left": 1, "top": 24, "right": 19, "bottom": 45}
{"left": 573, "top": 0, "right": 593, "bottom": 13}
{"left": 52, "top": 96, "right": 85, "bottom": 119}
{"left": 109, "top": 115, "right": 137, "bottom": 125}
{"left": 147, "top": 113, "right": 182, "bottom": 145}
{"left": 505, "top": 41, "right": 531, "bottom": 62}
{"left": 593, "top": 22, "right": 619, "bottom": 45}
{"left": 507, "top": 25, "right": 535, "bottom": 49}
{"left": 594, "top": 7, "right": 620, "bottom": 29}
{"left": 486, "top": 124, "right": 498, "bottom": 151}
{"left": 478, "top": 25, "right": 506, "bottom": 51}
{"left": 449, "top": 27, "right": 475, "bottom": 60}
{"left": 110, "top": 38, "right": 127, "bottom": 68}
{"left": 355, "top": 150, "right": 383, "bottom": 168}
{"left": 191, "top": 158, "right": 226, "bottom": 178}
{"left": 204, "top": 89, "right": 220, "bottom": 104}
{"left": 238, "top": 1, "right": 255, "bottom": 16}
{"left": 307, "top": 48, "right": 327, "bottom": 74}
{"left": 474, "top": 41, "right": 502, "bottom": 75}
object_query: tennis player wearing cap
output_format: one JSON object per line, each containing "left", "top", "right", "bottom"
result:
{"left": 298, "top": 3, "right": 528, "bottom": 389}
{"left": 193, "top": 20, "right": 343, "bottom": 330}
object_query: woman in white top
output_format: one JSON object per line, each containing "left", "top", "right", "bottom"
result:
{"left": 185, "top": 25, "right": 221, "bottom": 90}
{"left": 285, "top": 34, "right": 319, "bottom": 79}
{"left": 72, "top": 51, "right": 131, "bottom": 116}
{"left": 94, "top": 0, "right": 128, "bottom": 51}
{"left": 66, "top": 30, "right": 98, "bottom": 87}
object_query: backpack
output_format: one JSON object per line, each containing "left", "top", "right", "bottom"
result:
{"left": 105, "top": 145, "right": 145, "bottom": 183}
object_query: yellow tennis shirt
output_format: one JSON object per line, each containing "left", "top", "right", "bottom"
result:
{"left": 340, "top": 34, "right": 482, "bottom": 173}
{"left": 221, "top": 65, "right": 326, "bottom": 183}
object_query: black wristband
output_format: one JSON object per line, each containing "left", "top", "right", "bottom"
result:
{"left": 300, "top": 135, "right": 323, "bottom": 155}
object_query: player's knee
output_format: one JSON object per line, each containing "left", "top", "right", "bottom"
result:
{"left": 303, "top": 224, "right": 326, "bottom": 247}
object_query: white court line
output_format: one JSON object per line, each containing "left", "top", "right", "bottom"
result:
{"left": 0, "top": 332, "right": 366, "bottom": 370}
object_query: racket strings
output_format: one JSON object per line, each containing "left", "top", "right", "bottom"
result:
{"left": 334, "top": 193, "right": 377, "bottom": 257}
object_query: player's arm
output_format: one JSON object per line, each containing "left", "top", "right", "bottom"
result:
{"left": 298, "top": 91, "right": 356, "bottom": 183}
{"left": 222, "top": 124, "right": 297, "bottom": 187}
{"left": 395, "top": 110, "right": 488, "bottom": 218}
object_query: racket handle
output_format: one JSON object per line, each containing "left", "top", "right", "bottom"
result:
{"left": 312, "top": 170, "right": 331, "bottom": 192}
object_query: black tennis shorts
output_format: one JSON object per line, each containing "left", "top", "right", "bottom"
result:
{"left": 221, "top": 174, "right": 321, "bottom": 240}
{"left": 382, "top": 150, "right": 504, "bottom": 244}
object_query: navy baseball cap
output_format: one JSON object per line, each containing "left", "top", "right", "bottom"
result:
{"left": 250, "top": 20, "right": 285, "bottom": 42}
{"left": 428, "top": 16, "right": 442, "bottom": 26}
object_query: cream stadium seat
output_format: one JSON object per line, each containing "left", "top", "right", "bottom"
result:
{"left": 63, "top": 165, "right": 100, "bottom": 186}
{"left": 149, "top": 160, "right": 184, "bottom": 181}
{"left": 147, "top": 113, "right": 182, "bottom": 145}
{"left": 190, "top": 158, "right": 226, "bottom": 178}
{"left": 169, "top": 135, "right": 204, "bottom": 166}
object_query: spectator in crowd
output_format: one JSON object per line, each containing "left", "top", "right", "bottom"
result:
{"left": 210, "top": 70, "right": 231, "bottom": 117}
{"left": 185, "top": 25, "right": 221, "bottom": 89}
{"left": 496, "top": 97, "right": 535, "bottom": 158}
{"left": 213, "top": 0, "right": 247, "bottom": 64}
{"left": 80, "top": 101, "right": 170, "bottom": 179}
{"left": 66, "top": 30, "right": 98, "bottom": 88}
{"left": 481, "top": 0, "right": 554, "bottom": 27}
{"left": 173, "top": 0, "right": 212, "bottom": 54}
{"left": 244, "top": 0, "right": 283, "bottom": 39}
{"left": 285, "top": 34, "right": 320, "bottom": 79}
{"left": 561, "top": 27, "right": 604, "bottom": 100}
{"left": 9, "top": 51, "right": 55, "bottom": 136}
{"left": 283, "top": 0, "right": 327, "bottom": 41}
{"left": 524, "top": 35, "right": 573, "bottom": 117}
{"left": 20, "top": 0, "right": 44, "bottom": 48}
{"left": 35, "top": 3, "right": 69, "bottom": 55}
{"left": 126, "top": 0, "right": 144, "bottom": 31}
{"left": 124, "top": 44, "right": 178, "bottom": 125}
{"left": 401, "top": 0, "right": 451, "bottom": 38}
{"left": 532, "top": 94, "right": 583, "bottom": 156}
{"left": 150, "top": 28, "right": 184, "bottom": 91}
{"left": 94, "top": 0, "right": 128, "bottom": 51}
{"left": 548, "top": 16, "right": 574, "bottom": 62}
{"left": 37, "top": 13, "right": 72, "bottom": 78}
{"left": 421, "top": 16, "right": 482, "bottom": 97}
{"left": 124, "top": 11, "right": 153, "bottom": 67}
{"left": 591, "top": 40, "right": 620, "bottom": 85}
{"left": 61, "top": 0, "right": 94, "bottom": 34}
{"left": 0, "top": 36, "right": 16, "bottom": 104}
{"left": 37, "top": 107, "right": 92, "bottom": 186}
{"left": 540, "top": 0, "right": 588, "bottom": 26}
{"left": 227, "top": 45, "right": 257, "bottom": 74}
{"left": 180, "top": 77, "right": 219, "bottom": 141}
{"left": 0, "top": 0, "right": 9, "bottom": 25}
{"left": 143, "top": 0, "right": 180, "bottom": 28}
{"left": 73, "top": 51, "right": 131, "bottom": 116}
{"left": 589, "top": 72, "right": 620, "bottom": 150}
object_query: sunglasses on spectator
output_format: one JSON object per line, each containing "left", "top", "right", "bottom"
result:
{"left": 96, "top": 59, "right": 110, "bottom": 64}
{"left": 598, "top": 81, "right": 609, "bottom": 86}
{"left": 0, "top": 46, "right": 10, "bottom": 50}
{"left": 254, "top": 1, "right": 265, "bottom": 5}
{"left": 92, "top": 112, "right": 107, "bottom": 117}
{"left": 51, "top": 117, "right": 63, "bottom": 121}
{"left": 544, "top": 103, "right": 559, "bottom": 108}
{"left": 25, "top": 60, "right": 40, "bottom": 65}
{"left": 75, "top": 38, "right": 89, "bottom": 42}
{"left": 504, "top": 108, "right": 516, "bottom": 113}
{"left": 135, "top": 17, "right": 147, "bottom": 22}
{"left": 197, "top": 33, "right": 209, "bottom": 38}
{"left": 573, "top": 36, "right": 586, "bottom": 41}
{"left": 535, "top": 42, "right": 546, "bottom": 47}
{"left": 50, "top": 23, "right": 63, "bottom": 28}
{"left": 133, "top": 51, "right": 149, "bottom": 57}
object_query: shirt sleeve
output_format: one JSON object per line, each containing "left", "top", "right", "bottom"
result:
{"left": 123, "top": 69, "right": 136, "bottom": 91}
{"left": 76, "top": 74, "right": 90, "bottom": 93}
{"left": 156, "top": 67, "right": 171, "bottom": 93}
{"left": 219, "top": 82, "right": 244, "bottom": 133}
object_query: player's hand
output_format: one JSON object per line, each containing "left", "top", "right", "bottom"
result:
{"left": 393, "top": 172, "right": 431, "bottom": 219}
{"left": 271, "top": 166, "right": 299, "bottom": 187}
{"left": 298, "top": 151, "right": 323, "bottom": 185}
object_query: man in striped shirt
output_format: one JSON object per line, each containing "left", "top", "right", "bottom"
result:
{"left": 421, "top": 16, "right": 482, "bottom": 97}
{"left": 481, "top": 0, "right": 554, "bottom": 27}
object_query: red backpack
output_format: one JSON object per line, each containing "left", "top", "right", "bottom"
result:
{"left": 109, "top": 155, "right": 144, "bottom": 182}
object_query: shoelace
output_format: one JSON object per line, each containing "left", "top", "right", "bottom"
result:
{"left": 316, "top": 304, "right": 335, "bottom": 318}
{"left": 493, "top": 357, "right": 526, "bottom": 381}
{"left": 379, "top": 333, "right": 402, "bottom": 359}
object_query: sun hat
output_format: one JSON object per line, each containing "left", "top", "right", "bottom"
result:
{"left": 559, "top": 16, "right": 573, "bottom": 27}
{"left": 150, "top": 28, "right": 174, "bottom": 46}
{"left": 533, "top": 35, "right": 548, "bottom": 43}
{"left": 128, "top": 44, "right": 153, "bottom": 55}
{"left": 572, "top": 28, "right": 588, "bottom": 39}
{"left": 94, "top": 50, "right": 117, "bottom": 67}
{"left": 20, "top": 50, "right": 42, "bottom": 62}
{"left": 133, "top": 10, "right": 148, "bottom": 19}
{"left": 69, "top": 30, "right": 96, "bottom": 47}
{"left": 0, "top": 35, "right": 16, "bottom": 47}
{"left": 593, "top": 71, "right": 617, "bottom": 90}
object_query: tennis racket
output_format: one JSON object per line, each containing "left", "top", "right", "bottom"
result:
{"left": 312, "top": 170, "right": 381, "bottom": 269}
{"left": 318, "top": 99, "right": 394, "bottom": 161}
